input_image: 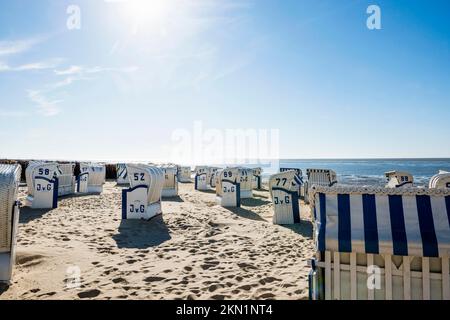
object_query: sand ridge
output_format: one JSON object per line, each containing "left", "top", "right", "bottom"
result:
{"left": 0, "top": 182, "right": 314, "bottom": 300}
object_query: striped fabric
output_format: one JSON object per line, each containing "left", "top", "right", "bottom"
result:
{"left": 307, "top": 168, "right": 337, "bottom": 187}
{"left": 311, "top": 186, "right": 450, "bottom": 258}
{"left": 116, "top": 163, "right": 128, "bottom": 184}
{"left": 0, "top": 165, "right": 21, "bottom": 252}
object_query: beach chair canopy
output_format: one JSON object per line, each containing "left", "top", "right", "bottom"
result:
{"left": 310, "top": 185, "right": 450, "bottom": 258}
{"left": 307, "top": 169, "right": 337, "bottom": 187}
{"left": 159, "top": 164, "right": 178, "bottom": 189}
{"left": 385, "top": 170, "right": 414, "bottom": 188}
{"left": 126, "top": 164, "right": 164, "bottom": 204}
{"left": 429, "top": 171, "right": 450, "bottom": 189}
{"left": 236, "top": 167, "right": 253, "bottom": 192}
{"left": 0, "top": 164, "right": 21, "bottom": 252}
{"left": 269, "top": 170, "right": 302, "bottom": 196}
{"left": 80, "top": 163, "right": 106, "bottom": 186}
{"left": 25, "top": 161, "right": 59, "bottom": 197}
{"left": 216, "top": 168, "right": 239, "bottom": 197}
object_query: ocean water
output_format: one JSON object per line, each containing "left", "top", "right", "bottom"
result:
{"left": 276, "top": 159, "right": 450, "bottom": 186}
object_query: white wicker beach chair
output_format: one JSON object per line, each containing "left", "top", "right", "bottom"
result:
{"left": 208, "top": 167, "right": 221, "bottom": 189}
{"left": 116, "top": 163, "right": 128, "bottom": 185}
{"left": 194, "top": 166, "right": 209, "bottom": 191}
{"left": 308, "top": 185, "right": 450, "bottom": 300}
{"left": 77, "top": 163, "right": 106, "bottom": 194}
{"left": 269, "top": 170, "right": 302, "bottom": 225}
{"left": 385, "top": 171, "right": 414, "bottom": 188}
{"left": 304, "top": 168, "right": 337, "bottom": 204}
{"left": 159, "top": 164, "right": 178, "bottom": 197}
{"left": 0, "top": 164, "right": 21, "bottom": 284}
{"left": 252, "top": 167, "right": 263, "bottom": 190}
{"left": 429, "top": 171, "right": 450, "bottom": 189}
{"left": 216, "top": 168, "right": 240, "bottom": 207}
{"left": 25, "top": 161, "right": 59, "bottom": 209}
{"left": 177, "top": 166, "right": 191, "bottom": 183}
{"left": 237, "top": 167, "right": 253, "bottom": 199}
{"left": 122, "top": 164, "right": 164, "bottom": 220}
{"left": 56, "top": 163, "right": 76, "bottom": 196}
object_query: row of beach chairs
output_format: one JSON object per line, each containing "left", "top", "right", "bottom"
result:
{"left": 1, "top": 162, "right": 449, "bottom": 300}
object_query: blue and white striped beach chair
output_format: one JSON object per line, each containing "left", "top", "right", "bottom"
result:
{"left": 309, "top": 185, "right": 450, "bottom": 300}
{"left": 0, "top": 164, "right": 21, "bottom": 284}
{"left": 304, "top": 169, "right": 337, "bottom": 204}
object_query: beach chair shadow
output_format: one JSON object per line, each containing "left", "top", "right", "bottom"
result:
{"left": 19, "top": 206, "right": 53, "bottom": 224}
{"left": 280, "top": 220, "right": 313, "bottom": 239}
{"left": 240, "top": 198, "right": 271, "bottom": 207}
{"left": 0, "top": 283, "right": 9, "bottom": 296}
{"left": 226, "top": 207, "right": 266, "bottom": 222}
{"left": 113, "top": 215, "right": 171, "bottom": 249}
{"left": 162, "top": 195, "right": 184, "bottom": 202}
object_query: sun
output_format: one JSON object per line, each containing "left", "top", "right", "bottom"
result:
{"left": 119, "top": 0, "right": 173, "bottom": 35}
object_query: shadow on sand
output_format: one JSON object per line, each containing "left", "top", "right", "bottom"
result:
{"left": 19, "top": 206, "right": 53, "bottom": 224}
{"left": 162, "top": 195, "right": 184, "bottom": 202}
{"left": 113, "top": 215, "right": 171, "bottom": 249}
{"left": 280, "top": 220, "right": 314, "bottom": 239}
{"left": 241, "top": 198, "right": 271, "bottom": 207}
{"left": 226, "top": 206, "right": 266, "bottom": 222}
{"left": 0, "top": 284, "right": 9, "bottom": 296}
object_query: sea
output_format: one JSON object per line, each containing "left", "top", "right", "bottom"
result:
{"left": 267, "top": 158, "right": 450, "bottom": 187}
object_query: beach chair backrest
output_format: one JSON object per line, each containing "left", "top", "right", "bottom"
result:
{"left": 309, "top": 185, "right": 450, "bottom": 300}
{"left": 237, "top": 168, "right": 253, "bottom": 193}
{"left": 80, "top": 163, "right": 106, "bottom": 186}
{"left": 0, "top": 164, "right": 21, "bottom": 252}
{"left": 25, "top": 161, "right": 59, "bottom": 197}
{"left": 159, "top": 165, "right": 177, "bottom": 189}
{"left": 429, "top": 171, "right": 450, "bottom": 189}
{"left": 306, "top": 168, "right": 337, "bottom": 187}
{"left": 269, "top": 170, "right": 302, "bottom": 224}
{"left": 252, "top": 167, "right": 262, "bottom": 189}
{"left": 310, "top": 186, "right": 450, "bottom": 258}
{"left": 126, "top": 164, "right": 164, "bottom": 204}
{"left": 216, "top": 168, "right": 239, "bottom": 197}
{"left": 178, "top": 166, "right": 191, "bottom": 181}
{"left": 385, "top": 170, "right": 414, "bottom": 188}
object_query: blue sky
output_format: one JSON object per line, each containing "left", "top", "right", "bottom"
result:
{"left": 0, "top": 0, "right": 449, "bottom": 162}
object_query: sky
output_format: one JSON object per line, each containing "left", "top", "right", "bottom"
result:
{"left": 0, "top": 0, "right": 449, "bottom": 163}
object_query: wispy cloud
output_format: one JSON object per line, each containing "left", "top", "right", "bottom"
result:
{"left": 0, "top": 37, "right": 44, "bottom": 56}
{"left": 0, "top": 58, "right": 64, "bottom": 73}
{"left": 27, "top": 90, "right": 62, "bottom": 117}
{"left": 54, "top": 65, "right": 138, "bottom": 76}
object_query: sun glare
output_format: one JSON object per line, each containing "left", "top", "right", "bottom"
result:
{"left": 120, "top": 0, "right": 173, "bottom": 34}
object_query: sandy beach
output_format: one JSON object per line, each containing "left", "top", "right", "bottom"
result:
{"left": 0, "top": 181, "right": 314, "bottom": 300}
